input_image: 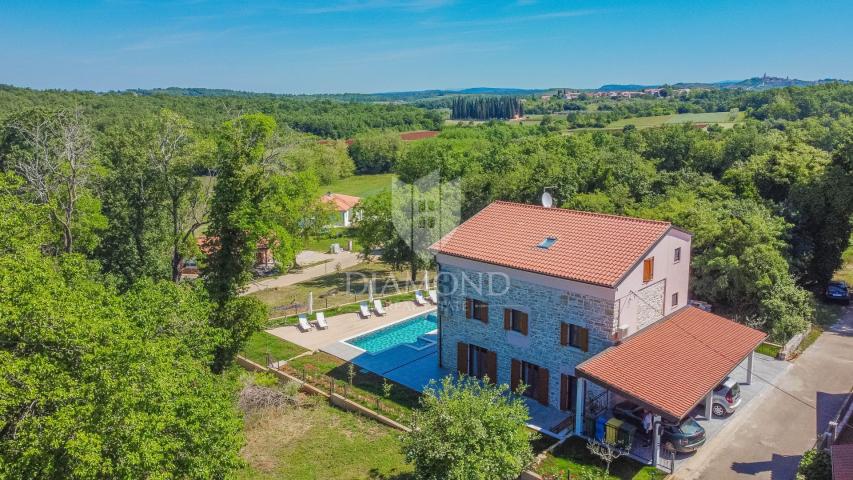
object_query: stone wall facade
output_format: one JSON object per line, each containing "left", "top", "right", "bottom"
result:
{"left": 438, "top": 263, "right": 617, "bottom": 409}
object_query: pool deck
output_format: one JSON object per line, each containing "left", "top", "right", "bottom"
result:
{"left": 266, "top": 301, "right": 437, "bottom": 351}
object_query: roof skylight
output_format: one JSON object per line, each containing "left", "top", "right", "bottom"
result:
{"left": 537, "top": 236, "right": 557, "bottom": 249}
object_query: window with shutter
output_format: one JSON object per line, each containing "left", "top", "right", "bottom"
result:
{"left": 560, "top": 323, "right": 568, "bottom": 346}
{"left": 505, "top": 309, "right": 528, "bottom": 335}
{"left": 510, "top": 359, "right": 521, "bottom": 391}
{"left": 568, "top": 324, "right": 589, "bottom": 352}
{"left": 456, "top": 342, "right": 468, "bottom": 375}
{"left": 537, "top": 368, "right": 549, "bottom": 406}
{"left": 468, "top": 299, "right": 488, "bottom": 322}
{"left": 643, "top": 257, "right": 654, "bottom": 282}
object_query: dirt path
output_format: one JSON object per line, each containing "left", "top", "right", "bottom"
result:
{"left": 673, "top": 305, "right": 853, "bottom": 480}
{"left": 243, "top": 250, "right": 362, "bottom": 294}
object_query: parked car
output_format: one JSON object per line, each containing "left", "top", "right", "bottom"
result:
{"left": 698, "top": 377, "right": 742, "bottom": 416}
{"left": 612, "top": 401, "right": 706, "bottom": 453}
{"left": 826, "top": 281, "right": 850, "bottom": 304}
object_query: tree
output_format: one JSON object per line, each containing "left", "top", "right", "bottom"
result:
{"left": 0, "top": 177, "right": 244, "bottom": 479}
{"left": 203, "top": 113, "right": 278, "bottom": 372}
{"left": 348, "top": 131, "right": 404, "bottom": 174}
{"left": 586, "top": 440, "right": 625, "bottom": 477}
{"left": 5, "top": 107, "right": 104, "bottom": 254}
{"left": 354, "top": 190, "right": 429, "bottom": 280}
{"left": 402, "top": 375, "right": 535, "bottom": 480}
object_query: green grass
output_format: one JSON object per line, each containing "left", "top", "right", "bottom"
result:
{"left": 240, "top": 331, "right": 307, "bottom": 365}
{"left": 251, "top": 262, "right": 428, "bottom": 319}
{"left": 238, "top": 398, "right": 413, "bottom": 480}
{"left": 536, "top": 437, "right": 662, "bottom": 480}
{"left": 302, "top": 227, "right": 362, "bottom": 254}
{"left": 835, "top": 235, "right": 853, "bottom": 285}
{"left": 324, "top": 173, "right": 396, "bottom": 198}
{"left": 755, "top": 342, "right": 782, "bottom": 358}
{"left": 285, "top": 351, "right": 422, "bottom": 421}
{"left": 606, "top": 111, "right": 745, "bottom": 130}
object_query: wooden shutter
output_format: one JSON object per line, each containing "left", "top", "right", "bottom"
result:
{"left": 510, "top": 359, "right": 521, "bottom": 391}
{"left": 485, "top": 351, "right": 497, "bottom": 384}
{"left": 560, "top": 322, "right": 568, "bottom": 346}
{"left": 503, "top": 308, "right": 511, "bottom": 330}
{"left": 519, "top": 312, "right": 528, "bottom": 335}
{"left": 537, "top": 367, "right": 550, "bottom": 406}
{"left": 560, "top": 374, "right": 569, "bottom": 411}
{"left": 480, "top": 302, "right": 489, "bottom": 324}
{"left": 643, "top": 257, "right": 654, "bottom": 282}
{"left": 465, "top": 298, "right": 472, "bottom": 319}
{"left": 578, "top": 327, "right": 589, "bottom": 352}
{"left": 457, "top": 342, "right": 468, "bottom": 375}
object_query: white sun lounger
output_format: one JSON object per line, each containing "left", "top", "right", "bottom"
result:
{"left": 297, "top": 314, "right": 312, "bottom": 332}
{"left": 414, "top": 290, "right": 426, "bottom": 306}
{"left": 315, "top": 311, "right": 328, "bottom": 330}
{"left": 428, "top": 289, "right": 438, "bottom": 304}
{"left": 373, "top": 299, "right": 386, "bottom": 316}
{"left": 359, "top": 301, "right": 371, "bottom": 318}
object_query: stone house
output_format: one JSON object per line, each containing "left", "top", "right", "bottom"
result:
{"left": 430, "top": 201, "right": 692, "bottom": 412}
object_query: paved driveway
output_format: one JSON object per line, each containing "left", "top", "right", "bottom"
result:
{"left": 674, "top": 305, "right": 853, "bottom": 480}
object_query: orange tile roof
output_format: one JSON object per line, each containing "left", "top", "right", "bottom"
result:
{"left": 321, "top": 192, "right": 361, "bottom": 212}
{"left": 832, "top": 444, "right": 853, "bottom": 480}
{"left": 576, "top": 307, "right": 767, "bottom": 420}
{"left": 431, "top": 201, "right": 673, "bottom": 287}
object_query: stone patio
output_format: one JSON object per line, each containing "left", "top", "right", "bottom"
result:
{"left": 266, "top": 301, "right": 436, "bottom": 351}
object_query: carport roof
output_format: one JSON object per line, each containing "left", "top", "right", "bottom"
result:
{"left": 576, "top": 306, "right": 767, "bottom": 421}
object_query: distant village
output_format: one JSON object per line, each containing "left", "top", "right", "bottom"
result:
{"left": 538, "top": 87, "right": 703, "bottom": 101}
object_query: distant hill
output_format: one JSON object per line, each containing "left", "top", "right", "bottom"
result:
{"left": 30, "top": 75, "right": 850, "bottom": 104}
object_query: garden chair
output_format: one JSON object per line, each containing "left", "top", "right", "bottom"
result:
{"left": 297, "top": 314, "right": 312, "bottom": 332}
{"left": 359, "top": 301, "right": 371, "bottom": 318}
{"left": 315, "top": 311, "right": 328, "bottom": 330}
{"left": 373, "top": 299, "right": 386, "bottom": 316}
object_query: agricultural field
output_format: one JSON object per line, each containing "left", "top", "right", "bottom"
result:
{"left": 607, "top": 110, "right": 745, "bottom": 129}
{"left": 324, "top": 173, "right": 395, "bottom": 198}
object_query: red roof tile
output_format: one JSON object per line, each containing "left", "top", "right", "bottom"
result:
{"left": 321, "top": 192, "right": 361, "bottom": 212}
{"left": 431, "top": 201, "right": 672, "bottom": 287}
{"left": 576, "top": 307, "right": 767, "bottom": 420}
{"left": 834, "top": 444, "right": 853, "bottom": 480}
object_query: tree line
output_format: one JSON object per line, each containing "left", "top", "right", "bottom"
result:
{"left": 450, "top": 96, "right": 524, "bottom": 120}
{"left": 355, "top": 84, "right": 853, "bottom": 341}
{"left": 0, "top": 105, "right": 337, "bottom": 477}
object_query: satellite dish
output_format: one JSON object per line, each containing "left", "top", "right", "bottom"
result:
{"left": 541, "top": 191, "right": 553, "bottom": 208}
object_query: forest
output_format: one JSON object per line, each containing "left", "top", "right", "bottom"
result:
{"left": 450, "top": 96, "right": 524, "bottom": 120}
{"left": 0, "top": 82, "right": 851, "bottom": 478}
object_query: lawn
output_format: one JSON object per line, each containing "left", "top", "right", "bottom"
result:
{"left": 238, "top": 397, "right": 413, "bottom": 480}
{"left": 284, "top": 351, "right": 422, "bottom": 421}
{"left": 303, "top": 227, "right": 362, "bottom": 254}
{"left": 606, "top": 111, "right": 744, "bottom": 130}
{"left": 835, "top": 235, "right": 853, "bottom": 285}
{"left": 250, "top": 262, "right": 428, "bottom": 319}
{"left": 535, "top": 437, "right": 662, "bottom": 480}
{"left": 755, "top": 342, "right": 782, "bottom": 358}
{"left": 240, "top": 331, "right": 307, "bottom": 365}
{"left": 324, "top": 173, "right": 396, "bottom": 198}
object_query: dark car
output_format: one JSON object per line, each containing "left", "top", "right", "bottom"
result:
{"left": 826, "top": 281, "right": 850, "bottom": 305}
{"left": 612, "top": 401, "right": 706, "bottom": 453}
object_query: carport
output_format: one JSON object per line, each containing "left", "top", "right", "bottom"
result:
{"left": 573, "top": 306, "right": 767, "bottom": 468}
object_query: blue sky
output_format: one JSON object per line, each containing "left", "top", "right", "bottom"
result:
{"left": 1, "top": 0, "right": 851, "bottom": 93}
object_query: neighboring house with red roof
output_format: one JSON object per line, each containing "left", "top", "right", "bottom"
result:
{"left": 180, "top": 235, "right": 275, "bottom": 277}
{"left": 321, "top": 192, "right": 361, "bottom": 227}
{"left": 431, "top": 201, "right": 765, "bottom": 463}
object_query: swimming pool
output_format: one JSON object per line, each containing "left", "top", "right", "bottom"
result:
{"left": 346, "top": 312, "right": 437, "bottom": 354}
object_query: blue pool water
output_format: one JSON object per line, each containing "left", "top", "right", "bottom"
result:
{"left": 347, "top": 312, "right": 437, "bottom": 354}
